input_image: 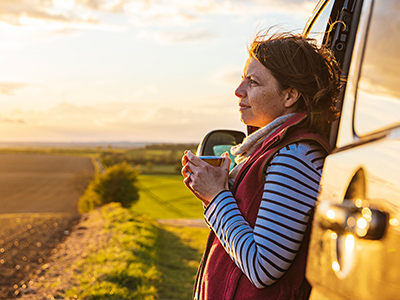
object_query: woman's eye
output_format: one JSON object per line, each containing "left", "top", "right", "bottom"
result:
{"left": 249, "top": 79, "right": 258, "bottom": 85}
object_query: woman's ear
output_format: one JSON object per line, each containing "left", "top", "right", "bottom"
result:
{"left": 283, "top": 87, "right": 301, "bottom": 108}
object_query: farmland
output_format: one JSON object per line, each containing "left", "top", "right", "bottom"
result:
{"left": 135, "top": 174, "right": 205, "bottom": 219}
{"left": 0, "top": 153, "right": 95, "bottom": 298}
{"left": 0, "top": 148, "right": 209, "bottom": 299}
{"left": 0, "top": 154, "right": 95, "bottom": 214}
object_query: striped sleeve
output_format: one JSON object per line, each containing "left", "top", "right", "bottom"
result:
{"left": 204, "top": 141, "right": 326, "bottom": 288}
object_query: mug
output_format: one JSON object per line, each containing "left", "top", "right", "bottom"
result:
{"left": 198, "top": 156, "right": 224, "bottom": 166}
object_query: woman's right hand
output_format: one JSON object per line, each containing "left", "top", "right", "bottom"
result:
{"left": 181, "top": 150, "right": 230, "bottom": 206}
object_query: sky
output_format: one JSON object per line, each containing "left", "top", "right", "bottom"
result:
{"left": 0, "top": 0, "right": 316, "bottom": 143}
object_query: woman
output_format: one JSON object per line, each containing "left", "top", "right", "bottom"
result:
{"left": 182, "top": 31, "right": 341, "bottom": 300}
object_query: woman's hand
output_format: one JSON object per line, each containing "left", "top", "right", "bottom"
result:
{"left": 181, "top": 150, "right": 230, "bottom": 206}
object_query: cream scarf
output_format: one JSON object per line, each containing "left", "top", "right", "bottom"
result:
{"left": 228, "top": 113, "right": 296, "bottom": 187}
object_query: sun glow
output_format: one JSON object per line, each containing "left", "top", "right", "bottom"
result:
{"left": 0, "top": 0, "right": 306, "bottom": 143}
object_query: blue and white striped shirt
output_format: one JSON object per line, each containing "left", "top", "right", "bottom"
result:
{"left": 204, "top": 141, "right": 326, "bottom": 288}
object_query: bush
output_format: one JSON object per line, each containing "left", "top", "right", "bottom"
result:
{"left": 78, "top": 187, "right": 102, "bottom": 213}
{"left": 78, "top": 162, "right": 140, "bottom": 212}
{"left": 100, "top": 152, "right": 127, "bottom": 168}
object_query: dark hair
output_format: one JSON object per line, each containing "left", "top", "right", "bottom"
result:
{"left": 249, "top": 30, "right": 342, "bottom": 135}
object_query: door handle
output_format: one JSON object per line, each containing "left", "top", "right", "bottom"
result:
{"left": 315, "top": 200, "right": 389, "bottom": 240}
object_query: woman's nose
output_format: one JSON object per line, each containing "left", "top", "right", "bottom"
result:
{"left": 235, "top": 82, "right": 245, "bottom": 98}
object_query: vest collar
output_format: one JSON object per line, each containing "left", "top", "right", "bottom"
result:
{"left": 247, "top": 112, "right": 308, "bottom": 165}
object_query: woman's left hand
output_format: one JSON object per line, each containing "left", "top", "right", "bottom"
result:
{"left": 182, "top": 150, "right": 230, "bottom": 206}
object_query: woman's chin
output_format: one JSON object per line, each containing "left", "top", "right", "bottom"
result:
{"left": 239, "top": 117, "right": 250, "bottom": 126}
{"left": 240, "top": 116, "right": 258, "bottom": 127}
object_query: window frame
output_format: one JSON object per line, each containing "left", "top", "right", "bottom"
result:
{"left": 352, "top": 0, "right": 400, "bottom": 138}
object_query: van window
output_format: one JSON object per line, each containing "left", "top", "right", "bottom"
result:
{"left": 307, "top": 0, "right": 335, "bottom": 46}
{"left": 354, "top": 0, "right": 400, "bottom": 136}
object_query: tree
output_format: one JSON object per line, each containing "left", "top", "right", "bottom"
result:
{"left": 78, "top": 162, "right": 140, "bottom": 212}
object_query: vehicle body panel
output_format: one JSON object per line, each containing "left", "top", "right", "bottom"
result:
{"left": 304, "top": 0, "right": 400, "bottom": 299}
{"left": 308, "top": 135, "right": 400, "bottom": 299}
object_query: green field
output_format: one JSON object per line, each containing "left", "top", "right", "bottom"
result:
{"left": 134, "top": 174, "right": 204, "bottom": 219}
{"left": 132, "top": 174, "right": 209, "bottom": 298}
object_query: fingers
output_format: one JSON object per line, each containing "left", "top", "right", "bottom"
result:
{"left": 181, "top": 150, "right": 203, "bottom": 178}
{"left": 181, "top": 150, "right": 192, "bottom": 177}
{"left": 185, "top": 150, "right": 204, "bottom": 165}
{"left": 181, "top": 150, "right": 189, "bottom": 166}
{"left": 183, "top": 171, "right": 196, "bottom": 195}
{"left": 218, "top": 152, "right": 231, "bottom": 173}
{"left": 181, "top": 163, "right": 192, "bottom": 178}
{"left": 182, "top": 149, "right": 230, "bottom": 179}
{"left": 222, "top": 152, "right": 231, "bottom": 168}
{"left": 183, "top": 173, "right": 191, "bottom": 187}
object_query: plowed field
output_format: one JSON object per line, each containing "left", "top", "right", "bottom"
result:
{"left": 0, "top": 154, "right": 95, "bottom": 299}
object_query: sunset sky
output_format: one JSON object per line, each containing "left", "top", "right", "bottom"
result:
{"left": 0, "top": 0, "right": 315, "bottom": 143}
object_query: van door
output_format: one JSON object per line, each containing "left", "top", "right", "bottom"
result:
{"left": 306, "top": 0, "right": 400, "bottom": 299}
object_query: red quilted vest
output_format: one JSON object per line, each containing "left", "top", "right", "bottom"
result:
{"left": 194, "top": 113, "right": 331, "bottom": 300}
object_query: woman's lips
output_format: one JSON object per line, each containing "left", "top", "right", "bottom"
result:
{"left": 239, "top": 103, "right": 250, "bottom": 111}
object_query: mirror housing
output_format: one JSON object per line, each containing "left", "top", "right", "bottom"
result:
{"left": 196, "top": 130, "right": 246, "bottom": 170}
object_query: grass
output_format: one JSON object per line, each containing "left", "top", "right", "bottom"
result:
{"left": 155, "top": 225, "right": 209, "bottom": 299}
{"left": 67, "top": 204, "right": 160, "bottom": 300}
{"left": 67, "top": 173, "right": 209, "bottom": 299}
{"left": 134, "top": 174, "right": 204, "bottom": 219}
{"left": 138, "top": 164, "right": 179, "bottom": 175}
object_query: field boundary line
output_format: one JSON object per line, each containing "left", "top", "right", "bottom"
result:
{"left": 138, "top": 183, "right": 187, "bottom": 218}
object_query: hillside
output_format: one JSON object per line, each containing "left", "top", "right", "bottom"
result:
{"left": 0, "top": 153, "right": 95, "bottom": 298}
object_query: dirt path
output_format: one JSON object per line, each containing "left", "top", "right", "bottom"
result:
{"left": 13, "top": 210, "right": 110, "bottom": 300}
{"left": 157, "top": 218, "right": 208, "bottom": 228}
{"left": 11, "top": 215, "right": 207, "bottom": 300}
{"left": 0, "top": 213, "right": 80, "bottom": 299}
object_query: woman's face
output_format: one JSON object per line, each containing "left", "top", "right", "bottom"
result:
{"left": 235, "top": 57, "right": 292, "bottom": 128}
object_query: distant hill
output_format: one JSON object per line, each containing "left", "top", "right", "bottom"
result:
{"left": 0, "top": 141, "right": 153, "bottom": 149}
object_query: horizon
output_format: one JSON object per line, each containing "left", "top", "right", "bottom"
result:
{"left": 0, "top": 140, "right": 202, "bottom": 151}
{"left": 0, "top": 0, "right": 314, "bottom": 143}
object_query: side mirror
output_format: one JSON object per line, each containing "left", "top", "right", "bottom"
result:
{"left": 196, "top": 130, "right": 246, "bottom": 171}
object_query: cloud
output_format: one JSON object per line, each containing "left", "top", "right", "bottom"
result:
{"left": 235, "top": 0, "right": 315, "bottom": 14}
{"left": 137, "top": 28, "right": 216, "bottom": 44}
{"left": 0, "top": 82, "right": 29, "bottom": 95}
{"left": 128, "top": 2, "right": 197, "bottom": 28}
{"left": 0, "top": 0, "right": 315, "bottom": 28}
{"left": 127, "top": 0, "right": 313, "bottom": 19}
{"left": 129, "top": 0, "right": 314, "bottom": 44}
{"left": 0, "top": 0, "right": 128, "bottom": 52}
{"left": 0, "top": 99, "right": 243, "bottom": 142}
{"left": 76, "top": 0, "right": 128, "bottom": 13}
{"left": 0, "top": 116, "right": 26, "bottom": 124}
{"left": 0, "top": 0, "right": 94, "bottom": 26}
{"left": 211, "top": 68, "right": 242, "bottom": 87}
{"left": 0, "top": 0, "right": 314, "bottom": 46}
{"left": 0, "top": 0, "right": 131, "bottom": 32}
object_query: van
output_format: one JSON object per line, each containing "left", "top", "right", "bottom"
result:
{"left": 303, "top": 0, "right": 400, "bottom": 299}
